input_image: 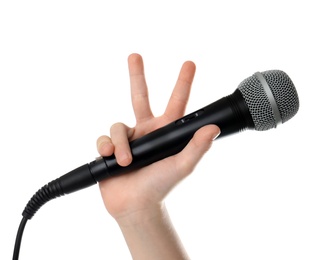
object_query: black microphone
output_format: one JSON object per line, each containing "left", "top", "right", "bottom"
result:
{"left": 22, "top": 70, "right": 299, "bottom": 220}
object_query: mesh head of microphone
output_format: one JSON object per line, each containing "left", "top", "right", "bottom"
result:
{"left": 237, "top": 70, "right": 299, "bottom": 131}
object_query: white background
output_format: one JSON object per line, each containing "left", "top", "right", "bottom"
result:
{"left": 1, "top": 1, "right": 317, "bottom": 259}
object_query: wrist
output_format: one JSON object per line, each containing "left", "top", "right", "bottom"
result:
{"left": 115, "top": 202, "right": 190, "bottom": 260}
{"left": 114, "top": 202, "right": 165, "bottom": 228}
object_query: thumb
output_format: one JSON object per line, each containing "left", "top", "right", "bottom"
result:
{"left": 136, "top": 124, "right": 220, "bottom": 202}
{"left": 174, "top": 124, "right": 220, "bottom": 177}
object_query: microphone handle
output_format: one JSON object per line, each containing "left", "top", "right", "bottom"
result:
{"left": 22, "top": 89, "right": 253, "bottom": 219}
{"left": 91, "top": 89, "right": 253, "bottom": 180}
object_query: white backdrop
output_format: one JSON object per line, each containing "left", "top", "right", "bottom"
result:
{"left": 1, "top": 1, "right": 317, "bottom": 259}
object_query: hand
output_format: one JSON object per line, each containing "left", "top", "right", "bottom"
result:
{"left": 96, "top": 54, "right": 220, "bottom": 223}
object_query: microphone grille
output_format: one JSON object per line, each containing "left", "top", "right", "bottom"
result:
{"left": 238, "top": 70, "right": 299, "bottom": 131}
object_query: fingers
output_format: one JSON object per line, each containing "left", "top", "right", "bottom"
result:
{"left": 164, "top": 61, "right": 196, "bottom": 120}
{"left": 128, "top": 54, "right": 196, "bottom": 124}
{"left": 128, "top": 53, "right": 153, "bottom": 123}
{"left": 174, "top": 125, "right": 220, "bottom": 177}
{"left": 97, "top": 123, "right": 134, "bottom": 167}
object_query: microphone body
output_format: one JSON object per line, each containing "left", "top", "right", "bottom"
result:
{"left": 22, "top": 70, "right": 299, "bottom": 219}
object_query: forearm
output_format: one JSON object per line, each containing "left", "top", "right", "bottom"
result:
{"left": 116, "top": 203, "right": 190, "bottom": 260}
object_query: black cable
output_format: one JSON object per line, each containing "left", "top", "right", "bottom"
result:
{"left": 12, "top": 217, "right": 28, "bottom": 260}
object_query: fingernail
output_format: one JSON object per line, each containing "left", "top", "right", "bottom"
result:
{"left": 212, "top": 130, "right": 221, "bottom": 141}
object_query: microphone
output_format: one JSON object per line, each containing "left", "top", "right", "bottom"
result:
{"left": 22, "top": 70, "right": 299, "bottom": 220}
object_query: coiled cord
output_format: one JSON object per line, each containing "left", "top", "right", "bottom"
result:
{"left": 12, "top": 179, "right": 65, "bottom": 260}
{"left": 22, "top": 179, "right": 65, "bottom": 219}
